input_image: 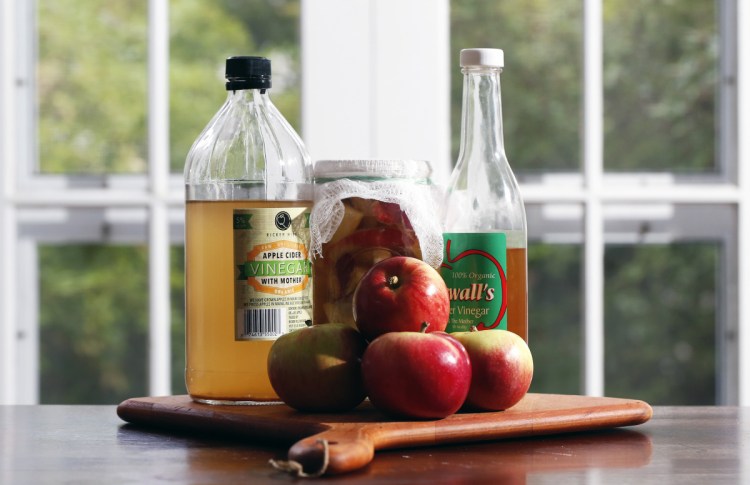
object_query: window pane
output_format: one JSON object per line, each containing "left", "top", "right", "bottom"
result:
{"left": 169, "top": 0, "right": 302, "bottom": 172}
{"left": 603, "top": 0, "right": 718, "bottom": 172}
{"left": 528, "top": 244, "right": 582, "bottom": 394}
{"left": 171, "top": 246, "right": 186, "bottom": 395}
{"left": 605, "top": 243, "right": 718, "bottom": 404}
{"left": 39, "top": 245, "right": 148, "bottom": 404}
{"left": 37, "top": 1, "right": 148, "bottom": 174}
{"left": 450, "top": 0, "right": 582, "bottom": 173}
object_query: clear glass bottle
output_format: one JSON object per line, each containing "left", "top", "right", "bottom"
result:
{"left": 184, "top": 56, "right": 313, "bottom": 404}
{"left": 441, "top": 48, "right": 528, "bottom": 342}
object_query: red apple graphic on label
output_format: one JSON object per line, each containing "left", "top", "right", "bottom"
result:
{"left": 441, "top": 238, "right": 507, "bottom": 330}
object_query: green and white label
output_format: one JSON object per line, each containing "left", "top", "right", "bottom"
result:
{"left": 440, "top": 233, "right": 507, "bottom": 332}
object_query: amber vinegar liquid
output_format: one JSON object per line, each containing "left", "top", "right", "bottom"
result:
{"left": 185, "top": 199, "right": 311, "bottom": 403}
{"left": 505, "top": 246, "right": 528, "bottom": 342}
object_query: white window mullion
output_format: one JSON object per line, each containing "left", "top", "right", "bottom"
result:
{"left": 147, "top": 0, "right": 171, "bottom": 397}
{"left": 1, "top": 0, "right": 19, "bottom": 404}
{"left": 16, "top": 239, "right": 38, "bottom": 404}
{"left": 583, "top": 0, "right": 605, "bottom": 397}
{"left": 717, "top": 0, "right": 739, "bottom": 406}
{"left": 301, "top": 0, "right": 451, "bottom": 181}
{"left": 370, "top": 0, "right": 451, "bottom": 183}
{"left": 737, "top": 0, "right": 750, "bottom": 406}
{"left": 0, "top": 208, "right": 17, "bottom": 405}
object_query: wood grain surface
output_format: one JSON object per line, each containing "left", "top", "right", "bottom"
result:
{"left": 117, "top": 393, "right": 652, "bottom": 476}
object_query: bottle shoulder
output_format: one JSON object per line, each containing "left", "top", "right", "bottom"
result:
{"left": 184, "top": 91, "right": 311, "bottom": 188}
{"left": 443, "top": 155, "right": 526, "bottom": 234}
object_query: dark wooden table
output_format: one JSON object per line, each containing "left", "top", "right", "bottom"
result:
{"left": 0, "top": 404, "right": 748, "bottom": 484}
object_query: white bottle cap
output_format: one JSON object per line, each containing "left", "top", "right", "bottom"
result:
{"left": 460, "top": 48, "right": 504, "bottom": 68}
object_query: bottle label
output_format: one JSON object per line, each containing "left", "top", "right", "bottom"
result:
{"left": 440, "top": 233, "right": 507, "bottom": 332}
{"left": 233, "top": 206, "right": 313, "bottom": 340}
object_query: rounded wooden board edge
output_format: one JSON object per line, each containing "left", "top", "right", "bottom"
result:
{"left": 116, "top": 394, "right": 329, "bottom": 444}
{"left": 352, "top": 393, "right": 654, "bottom": 451}
{"left": 115, "top": 393, "right": 653, "bottom": 454}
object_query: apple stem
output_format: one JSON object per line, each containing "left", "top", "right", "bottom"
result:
{"left": 305, "top": 320, "right": 313, "bottom": 327}
{"left": 387, "top": 275, "right": 400, "bottom": 289}
{"left": 420, "top": 322, "right": 430, "bottom": 333}
{"left": 470, "top": 326, "right": 479, "bottom": 332}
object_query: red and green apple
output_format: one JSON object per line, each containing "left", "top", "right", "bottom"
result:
{"left": 353, "top": 256, "right": 450, "bottom": 342}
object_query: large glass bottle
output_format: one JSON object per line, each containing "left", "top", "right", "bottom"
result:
{"left": 441, "top": 48, "right": 528, "bottom": 342}
{"left": 184, "top": 56, "right": 313, "bottom": 404}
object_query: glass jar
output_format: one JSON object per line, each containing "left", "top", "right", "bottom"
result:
{"left": 310, "top": 160, "right": 443, "bottom": 327}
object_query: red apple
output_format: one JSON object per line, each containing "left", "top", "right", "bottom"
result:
{"left": 452, "top": 328, "right": 533, "bottom": 411}
{"left": 353, "top": 256, "right": 450, "bottom": 341}
{"left": 267, "top": 323, "right": 368, "bottom": 412}
{"left": 361, "top": 325, "right": 471, "bottom": 419}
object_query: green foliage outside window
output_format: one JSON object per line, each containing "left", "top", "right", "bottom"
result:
{"left": 603, "top": 0, "right": 717, "bottom": 172}
{"left": 39, "top": 246, "right": 149, "bottom": 404}
{"left": 37, "top": 0, "right": 302, "bottom": 174}
{"left": 450, "top": 0, "right": 582, "bottom": 172}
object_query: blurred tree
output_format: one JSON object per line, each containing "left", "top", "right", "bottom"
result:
{"left": 169, "top": 0, "right": 302, "bottom": 171}
{"left": 171, "top": 247, "right": 187, "bottom": 395}
{"left": 37, "top": 0, "right": 149, "bottom": 173}
{"left": 450, "top": 0, "right": 582, "bottom": 172}
{"left": 604, "top": 244, "right": 717, "bottom": 404}
{"left": 603, "top": 0, "right": 717, "bottom": 172}
{"left": 527, "top": 244, "right": 581, "bottom": 395}
{"left": 39, "top": 245, "right": 149, "bottom": 404}
{"left": 37, "top": 0, "right": 302, "bottom": 174}
{"left": 169, "top": 0, "right": 256, "bottom": 171}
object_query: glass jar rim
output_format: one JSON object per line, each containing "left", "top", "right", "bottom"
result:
{"left": 313, "top": 159, "right": 432, "bottom": 181}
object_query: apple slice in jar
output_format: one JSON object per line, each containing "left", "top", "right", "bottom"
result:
{"left": 329, "top": 202, "right": 364, "bottom": 243}
{"left": 321, "top": 249, "right": 399, "bottom": 327}
{"left": 346, "top": 198, "right": 413, "bottom": 231}
{"left": 327, "top": 229, "right": 422, "bottom": 291}
{"left": 323, "top": 298, "right": 356, "bottom": 327}
{"left": 314, "top": 221, "right": 424, "bottom": 325}
{"left": 339, "top": 248, "right": 395, "bottom": 296}
{"left": 371, "top": 201, "right": 413, "bottom": 230}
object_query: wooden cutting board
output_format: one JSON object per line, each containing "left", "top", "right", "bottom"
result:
{"left": 117, "top": 393, "right": 652, "bottom": 476}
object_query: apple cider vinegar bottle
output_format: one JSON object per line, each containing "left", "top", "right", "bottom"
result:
{"left": 441, "top": 48, "right": 528, "bottom": 342}
{"left": 184, "top": 56, "right": 313, "bottom": 404}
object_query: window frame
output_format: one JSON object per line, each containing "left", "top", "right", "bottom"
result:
{"left": 0, "top": 0, "right": 747, "bottom": 405}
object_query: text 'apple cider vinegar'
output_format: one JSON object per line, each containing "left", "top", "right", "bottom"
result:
{"left": 441, "top": 48, "right": 528, "bottom": 342}
{"left": 184, "top": 56, "right": 313, "bottom": 404}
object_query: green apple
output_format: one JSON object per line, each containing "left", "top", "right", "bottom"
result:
{"left": 267, "top": 323, "right": 367, "bottom": 412}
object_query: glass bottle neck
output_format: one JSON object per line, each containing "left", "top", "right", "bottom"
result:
{"left": 226, "top": 88, "right": 267, "bottom": 103}
{"left": 458, "top": 67, "right": 506, "bottom": 163}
